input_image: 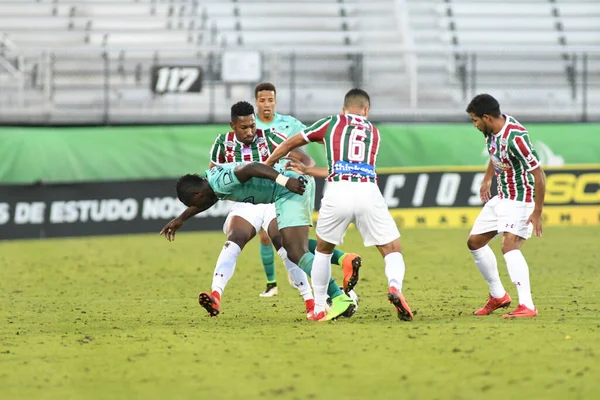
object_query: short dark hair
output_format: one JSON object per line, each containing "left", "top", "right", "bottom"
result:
{"left": 231, "top": 101, "right": 254, "bottom": 121}
{"left": 176, "top": 173, "right": 206, "bottom": 205}
{"left": 466, "top": 94, "right": 501, "bottom": 118}
{"left": 344, "top": 88, "right": 370, "bottom": 108}
{"left": 254, "top": 82, "right": 276, "bottom": 98}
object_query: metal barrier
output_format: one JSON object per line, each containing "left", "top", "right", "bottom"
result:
{"left": 0, "top": 45, "right": 599, "bottom": 124}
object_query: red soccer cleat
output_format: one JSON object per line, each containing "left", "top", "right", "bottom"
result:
{"left": 198, "top": 291, "right": 221, "bottom": 317}
{"left": 387, "top": 287, "right": 414, "bottom": 321}
{"left": 503, "top": 304, "right": 538, "bottom": 318}
{"left": 342, "top": 253, "right": 362, "bottom": 293}
{"left": 474, "top": 293, "right": 512, "bottom": 316}
{"left": 307, "top": 310, "right": 326, "bottom": 321}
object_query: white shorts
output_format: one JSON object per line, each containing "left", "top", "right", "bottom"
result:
{"left": 223, "top": 203, "right": 277, "bottom": 234}
{"left": 316, "top": 181, "right": 400, "bottom": 246}
{"left": 470, "top": 196, "right": 535, "bottom": 239}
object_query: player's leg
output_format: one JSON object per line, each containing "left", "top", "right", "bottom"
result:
{"left": 468, "top": 196, "right": 511, "bottom": 315}
{"left": 497, "top": 200, "right": 537, "bottom": 318}
{"left": 307, "top": 238, "right": 361, "bottom": 271}
{"left": 263, "top": 214, "right": 315, "bottom": 315}
{"left": 257, "top": 228, "right": 277, "bottom": 297}
{"left": 280, "top": 226, "right": 354, "bottom": 321}
{"left": 199, "top": 206, "right": 258, "bottom": 317}
{"left": 276, "top": 175, "right": 354, "bottom": 320}
{"left": 354, "top": 183, "right": 413, "bottom": 321}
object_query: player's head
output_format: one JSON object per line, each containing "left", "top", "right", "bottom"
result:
{"left": 466, "top": 94, "right": 502, "bottom": 136}
{"left": 230, "top": 101, "right": 257, "bottom": 145}
{"left": 176, "top": 173, "right": 211, "bottom": 207}
{"left": 343, "top": 88, "right": 370, "bottom": 117}
{"left": 255, "top": 82, "right": 277, "bottom": 122}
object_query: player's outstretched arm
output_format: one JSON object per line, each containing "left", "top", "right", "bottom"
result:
{"left": 264, "top": 134, "right": 308, "bottom": 167}
{"left": 160, "top": 206, "right": 202, "bottom": 242}
{"left": 233, "top": 162, "right": 306, "bottom": 195}
{"left": 285, "top": 158, "right": 329, "bottom": 179}
{"left": 527, "top": 166, "right": 546, "bottom": 237}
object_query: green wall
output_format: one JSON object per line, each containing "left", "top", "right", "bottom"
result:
{"left": 1, "top": 124, "right": 599, "bottom": 183}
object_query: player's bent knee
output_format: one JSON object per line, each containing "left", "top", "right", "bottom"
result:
{"left": 501, "top": 233, "right": 523, "bottom": 254}
{"left": 258, "top": 229, "right": 272, "bottom": 245}
{"left": 376, "top": 239, "right": 402, "bottom": 257}
{"left": 226, "top": 231, "right": 255, "bottom": 250}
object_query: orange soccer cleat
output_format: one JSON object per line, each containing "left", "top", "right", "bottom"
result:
{"left": 503, "top": 304, "right": 538, "bottom": 318}
{"left": 198, "top": 291, "right": 221, "bottom": 317}
{"left": 474, "top": 293, "right": 512, "bottom": 316}
{"left": 342, "top": 253, "right": 362, "bottom": 293}
{"left": 387, "top": 287, "right": 414, "bottom": 321}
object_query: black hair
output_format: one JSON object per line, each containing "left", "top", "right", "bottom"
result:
{"left": 254, "top": 82, "right": 277, "bottom": 98}
{"left": 466, "top": 94, "right": 501, "bottom": 118}
{"left": 231, "top": 101, "right": 255, "bottom": 122}
{"left": 176, "top": 173, "right": 206, "bottom": 206}
{"left": 344, "top": 88, "right": 371, "bottom": 108}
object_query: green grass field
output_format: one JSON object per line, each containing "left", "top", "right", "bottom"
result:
{"left": 1, "top": 227, "right": 599, "bottom": 400}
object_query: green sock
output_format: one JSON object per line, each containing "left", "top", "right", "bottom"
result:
{"left": 307, "top": 238, "right": 346, "bottom": 266}
{"left": 260, "top": 243, "right": 276, "bottom": 283}
{"left": 298, "top": 252, "right": 344, "bottom": 299}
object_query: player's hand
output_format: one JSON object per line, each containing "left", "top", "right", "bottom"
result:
{"left": 284, "top": 157, "right": 308, "bottom": 175}
{"left": 285, "top": 177, "right": 306, "bottom": 195}
{"left": 159, "top": 217, "right": 184, "bottom": 241}
{"left": 526, "top": 210, "right": 543, "bottom": 237}
{"left": 480, "top": 178, "right": 492, "bottom": 202}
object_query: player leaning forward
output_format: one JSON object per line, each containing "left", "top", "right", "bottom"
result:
{"left": 466, "top": 94, "right": 546, "bottom": 318}
{"left": 266, "top": 89, "right": 414, "bottom": 321}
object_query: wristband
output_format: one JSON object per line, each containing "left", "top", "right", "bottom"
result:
{"left": 275, "top": 174, "right": 289, "bottom": 187}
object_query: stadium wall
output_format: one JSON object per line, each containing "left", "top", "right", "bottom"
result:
{"left": 1, "top": 125, "right": 598, "bottom": 239}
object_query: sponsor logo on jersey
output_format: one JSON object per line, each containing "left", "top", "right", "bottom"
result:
{"left": 333, "top": 161, "right": 376, "bottom": 178}
{"left": 526, "top": 153, "right": 536, "bottom": 163}
{"left": 241, "top": 147, "right": 252, "bottom": 155}
{"left": 225, "top": 141, "right": 235, "bottom": 148}
{"left": 500, "top": 138, "right": 508, "bottom": 146}
{"left": 259, "top": 145, "right": 269, "bottom": 156}
{"left": 257, "top": 137, "right": 265, "bottom": 143}
{"left": 490, "top": 154, "right": 511, "bottom": 173}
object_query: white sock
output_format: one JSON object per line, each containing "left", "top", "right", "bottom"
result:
{"left": 277, "top": 248, "right": 313, "bottom": 301}
{"left": 384, "top": 252, "right": 406, "bottom": 292}
{"left": 504, "top": 250, "right": 535, "bottom": 309}
{"left": 312, "top": 251, "right": 333, "bottom": 314}
{"left": 470, "top": 245, "right": 505, "bottom": 298}
{"left": 211, "top": 241, "right": 242, "bottom": 295}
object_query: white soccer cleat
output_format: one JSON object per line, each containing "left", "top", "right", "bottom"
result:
{"left": 259, "top": 282, "right": 278, "bottom": 297}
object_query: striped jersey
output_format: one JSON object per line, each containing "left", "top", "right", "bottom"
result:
{"left": 301, "top": 114, "right": 380, "bottom": 183}
{"left": 487, "top": 115, "right": 540, "bottom": 202}
{"left": 210, "top": 128, "right": 287, "bottom": 164}
{"left": 255, "top": 112, "right": 306, "bottom": 138}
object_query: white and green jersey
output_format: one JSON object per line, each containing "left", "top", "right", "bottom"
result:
{"left": 255, "top": 112, "right": 306, "bottom": 138}
{"left": 210, "top": 128, "right": 287, "bottom": 164}
{"left": 487, "top": 115, "right": 540, "bottom": 203}
{"left": 301, "top": 113, "right": 380, "bottom": 183}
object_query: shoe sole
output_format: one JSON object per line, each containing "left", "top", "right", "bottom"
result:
{"left": 198, "top": 293, "right": 220, "bottom": 317}
{"left": 388, "top": 292, "right": 414, "bottom": 321}
{"left": 344, "top": 256, "right": 362, "bottom": 294}
{"left": 327, "top": 303, "right": 356, "bottom": 321}
{"left": 474, "top": 300, "right": 511, "bottom": 316}
{"left": 502, "top": 311, "right": 538, "bottom": 319}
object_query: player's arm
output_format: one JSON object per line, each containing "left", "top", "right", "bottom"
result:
{"left": 160, "top": 205, "right": 204, "bottom": 242}
{"left": 480, "top": 159, "right": 494, "bottom": 202}
{"left": 528, "top": 166, "right": 546, "bottom": 237}
{"left": 264, "top": 134, "right": 308, "bottom": 167}
{"left": 511, "top": 133, "right": 545, "bottom": 236}
{"left": 285, "top": 158, "right": 329, "bottom": 179}
{"left": 233, "top": 162, "right": 306, "bottom": 195}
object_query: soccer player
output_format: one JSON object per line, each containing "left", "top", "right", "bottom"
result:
{"left": 265, "top": 89, "right": 414, "bottom": 322}
{"left": 253, "top": 82, "right": 361, "bottom": 296}
{"left": 465, "top": 94, "right": 545, "bottom": 318}
{"left": 207, "top": 101, "right": 315, "bottom": 312}
{"left": 159, "top": 161, "right": 356, "bottom": 321}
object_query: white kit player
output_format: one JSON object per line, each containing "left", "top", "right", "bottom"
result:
{"left": 466, "top": 94, "right": 546, "bottom": 318}
{"left": 265, "top": 88, "right": 414, "bottom": 322}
